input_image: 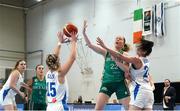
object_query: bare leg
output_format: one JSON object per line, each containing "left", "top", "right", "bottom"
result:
{"left": 144, "top": 108, "right": 152, "bottom": 111}
{"left": 14, "top": 105, "right": 17, "bottom": 111}
{"left": 129, "top": 105, "right": 142, "bottom": 111}
{"left": 3, "top": 105, "right": 14, "bottom": 111}
{"left": 95, "top": 93, "right": 109, "bottom": 110}
{"left": 118, "top": 96, "right": 130, "bottom": 110}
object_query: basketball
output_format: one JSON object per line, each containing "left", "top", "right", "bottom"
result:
{"left": 63, "top": 23, "right": 78, "bottom": 37}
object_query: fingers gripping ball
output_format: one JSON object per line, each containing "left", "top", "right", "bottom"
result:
{"left": 63, "top": 23, "right": 78, "bottom": 37}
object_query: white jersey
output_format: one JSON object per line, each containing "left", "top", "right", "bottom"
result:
{"left": 46, "top": 70, "right": 68, "bottom": 104}
{"left": 129, "top": 57, "right": 154, "bottom": 108}
{"left": 130, "top": 57, "right": 153, "bottom": 91}
{"left": 0, "top": 72, "right": 24, "bottom": 105}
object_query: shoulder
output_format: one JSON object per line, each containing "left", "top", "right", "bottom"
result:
{"left": 170, "top": 86, "right": 176, "bottom": 91}
{"left": 11, "top": 70, "right": 20, "bottom": 77}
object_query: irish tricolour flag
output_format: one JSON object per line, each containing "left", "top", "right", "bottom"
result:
{"left": 133, "top": 8, "right": 143, "bottom": 44}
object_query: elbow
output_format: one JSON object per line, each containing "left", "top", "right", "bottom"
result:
{"left": 87, "top": 43, "right": 92, "bottom": 48}
{"left": 9, "top": 84, "right": 15, "bottom": 89}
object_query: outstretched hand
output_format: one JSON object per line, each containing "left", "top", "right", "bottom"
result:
{"left": 96, "top": 37, "right": 107, "bottom": 49}
{"left": 70, "top": 31, "right": 78, "bottom": 42}
{"left": 83, "top": 20, "right": 88, "bottom": 34}
{"left": 57, "top": 31, "right": 65, "bottom": 43}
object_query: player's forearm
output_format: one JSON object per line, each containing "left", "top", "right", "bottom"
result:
{"left": 115, "top": 61, "right": 129, "bottom": 72}
{"left": 70, "top": 41, "right": 77, "bottom": 60}
{"left": 21, "top": 82, "right": 32, "bottom": 91}
{"left": 10, "top": 84, "right": 23, "bottom": 98}
{"left": 83, "top": 32, "right": 92, "bottom": 47}
{"left": 83, "top": 31, "right": 107, "bottom": 56}
{"left": 106, "top": 47, "right": 122, "bottom": 59}
{"left": 54, "top": 42, "right": 61, "bottom": 56}
{"left": 107, "top": 47, "right": 134, "bottom": 63}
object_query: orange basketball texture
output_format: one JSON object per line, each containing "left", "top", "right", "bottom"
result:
{"left": 63, "top": 23, "right": 78, "bottom": 37}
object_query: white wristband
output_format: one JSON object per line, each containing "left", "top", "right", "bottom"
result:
{"left": 58, "top": 42, "right": 62, "bottom": 46}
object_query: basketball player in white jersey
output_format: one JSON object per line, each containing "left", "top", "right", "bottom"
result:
{"left": 0, "top": 60, "right": 32, "bottom": 111}
{"left": 46, "top": 31, "right": 77, "bottom": 111}
{"left": 97, "top": 38, "right": 155, "bottom": 110}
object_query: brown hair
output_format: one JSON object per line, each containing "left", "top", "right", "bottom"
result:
{"left": 35, "top": 64, "right": 43, "bottom": 71}
{"left": 123, "top": 37, "right": 126, "bottom": 45}
{"left": 46, "top": 54, "right": 60, "bottom": 71}
{"left": 122, "top": 43, "right": 131, "bottom": 52}
{"left": 13, "top": 60, "right": 25, "bottom": 71}
{"left": 119, "top": 36, "right": 131, "bottom": 52}
{"left": 138, "top": 39, "right": 154, "bottom": 56}
{"left": 165, "top": 79, "right": 171, "bottom": 83}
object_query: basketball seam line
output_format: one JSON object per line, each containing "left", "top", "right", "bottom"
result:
{"left": 64, "top": 25, "right": 71, "bottom": 36}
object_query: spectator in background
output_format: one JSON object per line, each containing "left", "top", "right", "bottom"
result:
{"left": 77, "top": 96, "right": 83, "bottom": 104}
{"left": 163, "top": 79, "right": 176, "bottom": 110}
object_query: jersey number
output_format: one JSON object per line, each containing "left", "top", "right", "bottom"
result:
{"left": 110, "top": 64, "right": 118, "bottom": 70}
{"left": 47, "top": 82, "right": 56, "bottom": 97}
{"left": 143, "top": 65, "right": 149, "bottom": 82}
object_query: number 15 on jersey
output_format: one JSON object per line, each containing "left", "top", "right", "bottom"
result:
{"left": 47, "top": 82, "right": 56, "bottom": 97}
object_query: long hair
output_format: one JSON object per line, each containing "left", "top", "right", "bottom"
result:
{"left": 13, "top": 60, "right": 25, "bottom": 71}
{"left": 46, "top": 54, "right": 60, "bottom": 71}
{"left": 122, "top": 43, "right": 131, "bottom": 52}
{"left": 138, "top": 39, "right": 154, "bottom": 56}
{"left": 121, "top": 37, "right": 131, "bottom": 52}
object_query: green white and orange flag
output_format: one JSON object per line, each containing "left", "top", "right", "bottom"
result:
{"left": 133, "top": 8, "right": 143, "bottom": 44}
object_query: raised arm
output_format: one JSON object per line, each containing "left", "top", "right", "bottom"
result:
{"left": 53, "top": 31, "right": 65, "bottom": 56}
{"left": 59, "top": 32, "right": 77, "bottom": 77}
{"left": 96, "top": 37, "right": 142, "bottom": 68}
{"left": 83, "top": 20, "right": 106, "bottom": 57}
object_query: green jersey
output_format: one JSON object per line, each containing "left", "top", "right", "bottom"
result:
{"left": 102, "top": 50, "right": 125, "bottom": 83}
{"left": 30, "top": 76, "right": 46, "bottom": 104}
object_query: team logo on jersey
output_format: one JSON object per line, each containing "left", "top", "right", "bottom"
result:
{"left": 124, "top": 91, "right": 128, "bottom": 95}
{"left": 101, "top": 87, "right": 108, "bottom": 92}
{"left": 34, "top": 78, "right": 37, "bottom": 82}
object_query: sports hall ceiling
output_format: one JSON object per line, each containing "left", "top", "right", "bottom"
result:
{"left": 0, "top": 0, "right": 45, "bottom": 8}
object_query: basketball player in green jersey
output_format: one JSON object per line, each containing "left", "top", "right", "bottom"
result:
{"left": 82, "top": 20, "right": 130, "bottom": 110}
{"left": 28, "top": 64, "right": 47, "bottom": 110}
